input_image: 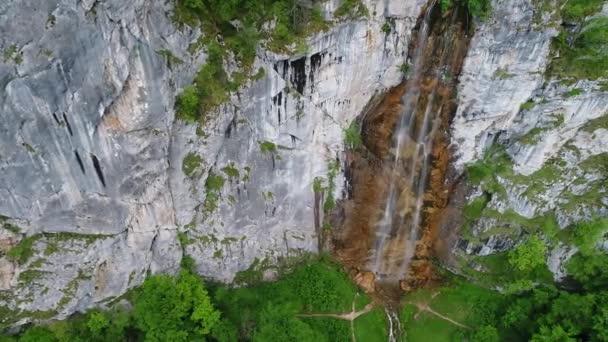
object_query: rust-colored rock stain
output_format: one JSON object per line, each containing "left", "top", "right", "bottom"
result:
{"left": 332, "top": 4, "right": 472, "bottom": 298}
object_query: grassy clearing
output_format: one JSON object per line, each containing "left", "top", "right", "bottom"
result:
{"left": 403, "top": 309, "right": 464, "bottom": 342}
{"left": 401, "top": 277, "right": 504, "bottom": 341}
{"left": 353, "top": 308, "right": 387, "bottom": 342}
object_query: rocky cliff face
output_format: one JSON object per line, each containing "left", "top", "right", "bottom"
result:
{"left": 0, "top": 0, "right": 427, "bottom": 323}
{"left": 450, "top": 0, "right": 608, "bottom": 281}
{"left": 1, "top": 0, "right": 606, "bottom": 326}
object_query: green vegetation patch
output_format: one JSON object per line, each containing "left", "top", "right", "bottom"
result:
{"left": 323, "top": 160, "right": 340, "bottom": 213}
{"left": 520, "top": 100, "right": 536, "bottom": 111}
{"left": 582, "top": 113, "right": 608, "bottom": 132}
{"left": 406, "top": 264, "right": 608, "bottom": 340}
{"left": 221, "top": 165, "right": 239, "bottom": 179}
{"left": 494, "top": 66, "right": 514, "bottom": 80}
{"left": 402, "top": 277, "right": 504, "bottom": 341}
{"left": 2, "top": 222, "right": 20, "bottom": 234}
{"left": 439, "top": 0, "right": 491, "bottom": 19}
{"left": 215, "top": 259, "right": 372, "bottom": 341}
{"left": 6, "top": 235, "right": 42, "bottom": 264}
{"left": 354, "top": 308, "right": 387, "bottom": 342}
{"left": 508, "top": 235, "right": 547, "bottom": 273}
{"left": 201, "top": 172, "right": 226, "bottom": 218}
{"left": 563, "top": 217, "right": 608, "bottom": 254}
{"left": 334, "top": 0, "right": 369, "bottom": 19}
{"left": 173, "top": 0, "right": 333, "bottom": 123}
{"left": 18, "top": 270, "right": 49, "bottom": 283}
{"left": 562, "top": 0, "right": 606, "bottom": 22}
{"left": 518, "top": 127, "right": 545, "bottom": 145}
{"left": 259, "top": 140, "right": 277, "bottom": 153}
{"left": 548, "top": 17, "right": 608, "bottom": 81}
{"left": 343, "top": 121, "right": 362, "bottom": 149}
{"left": 464, "top": 0, "right": 492, "bottom": 19}
{"left": 463, "top": 194, "right": 490, "bottom": 221}
{"left": 156, "top": 49, "right": 183, "bottom": 69}
{"left": 564, "top": 87, "right": 584, "bottom": 97}
{"left": 182, "top": 152, "right": 203, "bottom": 177}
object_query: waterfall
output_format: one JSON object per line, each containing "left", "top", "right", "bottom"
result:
{"left": 369, "top": 0, "right": 443, "bottom": 280}
{"left": 386, "top": 308, "right": 403, "bottom": 342}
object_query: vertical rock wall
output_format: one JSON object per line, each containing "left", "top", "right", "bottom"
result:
{"left": 0, "top": 0, "right": 426, "bottom": 322}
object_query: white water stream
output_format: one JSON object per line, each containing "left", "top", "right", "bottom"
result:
{"left": 370, "top": 0, "right": 440, "bottom": 280}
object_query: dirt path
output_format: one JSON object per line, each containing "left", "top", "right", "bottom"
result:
{"left": 297, "top": 302, "right": 375, "bottom": 321}
{"left": 405, "top": 301, "right": 471, "bottom": 329}
{"left": 297, "top": 295, "right": 376, "bottom": 342}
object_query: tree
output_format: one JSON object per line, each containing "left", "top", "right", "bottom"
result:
{"left": 133, "top": 270, "right": 220, "bottom": 341}
{"left": 471, "top": 325, "right": 500, "bottom": 342}
{"left": 530, "top": 325, "right": 576, "bottom": 342}
{"left": 18, "top": 327, "right": 56, "bottom": 342}
{"left": 211, "top": 319, "right": 239, "bottom": 342}
{"left": 569, "top": 218, "right": 608, "bottom": 254}
{"left": 86, "top": 311, "right": 109, "bottom": 337}
{"left": 508, "top": 235, "right": 547, "bottom": 273}
{"left": 253, "top": 303, "right": 321, "bottom": 342}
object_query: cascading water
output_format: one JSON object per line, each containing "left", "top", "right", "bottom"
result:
{"left": 369, "top": 0, "right": 441, "bottom": 280}
{"left": 334, "top": 1, "right": 471, "bottom": 340}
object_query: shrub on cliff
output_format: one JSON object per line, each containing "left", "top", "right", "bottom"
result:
{"left": 549, "top": 16, "right": 608, "bottom": 81}
{"left": 175, "top": 86, "right": 200, "bottom": 122}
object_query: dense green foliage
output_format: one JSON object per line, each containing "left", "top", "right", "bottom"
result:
{"left": 404, "top": 254, "right": 608, "bottom": 342}
{"left": 133, "top": 271, "right": 220, "bottom": 341}
{"left": 4, "top": 259, "right": 376, "bottom": 341}
{"left": 2, "top": 266, "right": 220, "bottom": 341}
{"left": 500, "top": 285, "right": 608, "bottom": 341}
{"left": 561, "top": 0, "right": 606, "bottom": 22}
{"left": 566, "top": 217, "right": 608, "bottom": 254}
{"left": 402, "top": 278, "right": 505, "bottom": 341}
{"left": 213, "top": 259, "right": 363, "bottom": 341}
{"left": 508, "top": 235, "right": 547, "bottom": 273}
{"left": 464, "top": 0, "right": 491, "bottom": 18}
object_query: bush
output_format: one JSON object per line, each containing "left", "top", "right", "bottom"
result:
{"left": 175, "top": 86, "right": 200, "bottom": 122}
{"left": 567, "top": 218, "right": 608, "bottom": 254}
{"left": 464, "top": 0, "right": 491, "bottom": 19}
{"left": 381, "top": 22, "right": 391, "bottom": 34}
{"left": 508, "top": 235, "right": 547, "bottom": 273}
{"left": 343, "top": 121, "right": 362, "bottom": 149}
{"left": 182, "top": 152, "right": 203, "bottom": 177}
{"left": 566, "top": 252, "right": 608, "bottom": 290}
{"left": 335, "top": 0, "right": 369, "bottom": 19}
